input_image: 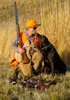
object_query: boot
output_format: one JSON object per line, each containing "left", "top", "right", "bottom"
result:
{"left": 9, "top": 67, "right": 20, "bottom": 84}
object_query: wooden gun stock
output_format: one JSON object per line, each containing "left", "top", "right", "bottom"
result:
{"left": 14, "top": 1, "right": 29, "bottom": 64}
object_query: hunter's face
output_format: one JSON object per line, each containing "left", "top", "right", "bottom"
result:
{"left": 28, "top": 27, "right": 37, "bottom": 37}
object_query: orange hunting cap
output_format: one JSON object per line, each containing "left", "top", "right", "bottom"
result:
{"left": 25, "top": 20, "right": 41, "bottom": 28}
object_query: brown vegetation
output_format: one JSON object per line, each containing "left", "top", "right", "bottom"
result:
{"left": 0, "top": 1, "right": 70, "bottom": 99}
{"left": 0, "top": 0, "right": 70, "bottom": 67}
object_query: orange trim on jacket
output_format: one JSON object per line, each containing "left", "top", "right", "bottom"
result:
{"left": 20, "top": 32, "right": 40, "bottom": 45}
{"left": 20, "top": 32, "right": 27, "bottom": 44}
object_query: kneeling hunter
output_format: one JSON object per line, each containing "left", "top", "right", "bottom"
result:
{"left": 11, "top": 20, "right": 44, "bottom": 77}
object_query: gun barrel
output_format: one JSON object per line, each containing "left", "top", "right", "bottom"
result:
{"left": 14, "top": 2, "right": 20, "bottom": 42}
{"left": 14, "top": 1, "right": 18, "bottom": 24}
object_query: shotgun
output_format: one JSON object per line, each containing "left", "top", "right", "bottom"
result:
{"left": 14, "top": 1, "right": 29, "bottom": 64}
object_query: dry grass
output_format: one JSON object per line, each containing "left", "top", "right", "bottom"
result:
{"left": 0, "top": 1, "right": 70, "bottom": 99}
{"left": 0, "top": 0, "right": 70, "bottom": 66}
{"left": 0, "top": 58, "right": 70, "bottom": 100}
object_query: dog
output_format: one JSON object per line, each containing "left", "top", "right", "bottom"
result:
{"left": 35, "top": 33, "right": 66, "bottom": 76}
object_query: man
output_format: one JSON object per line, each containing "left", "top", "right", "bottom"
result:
{"left": 9, "top": 20, "right": 44, "bottom": 83}
{"left": 9, "top": 19, "right": 66, "bottom": 84}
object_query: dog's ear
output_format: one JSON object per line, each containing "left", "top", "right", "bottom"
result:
{"left": 36, "top": 34, "right": 45, "bottom": 44}
{"left": 37, "top": 34, "right": 50, "bottom": 47}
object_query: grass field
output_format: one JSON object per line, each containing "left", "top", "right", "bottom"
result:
{"left": 0, "top": 58, "right": 70, "bottom": 100}
{"left": 0, "top": 0, "right": 70, "bottom": 100}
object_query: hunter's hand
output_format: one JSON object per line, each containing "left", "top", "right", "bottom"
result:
{"left": 18, "top": 48, "right": 26, "bottom": 54}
